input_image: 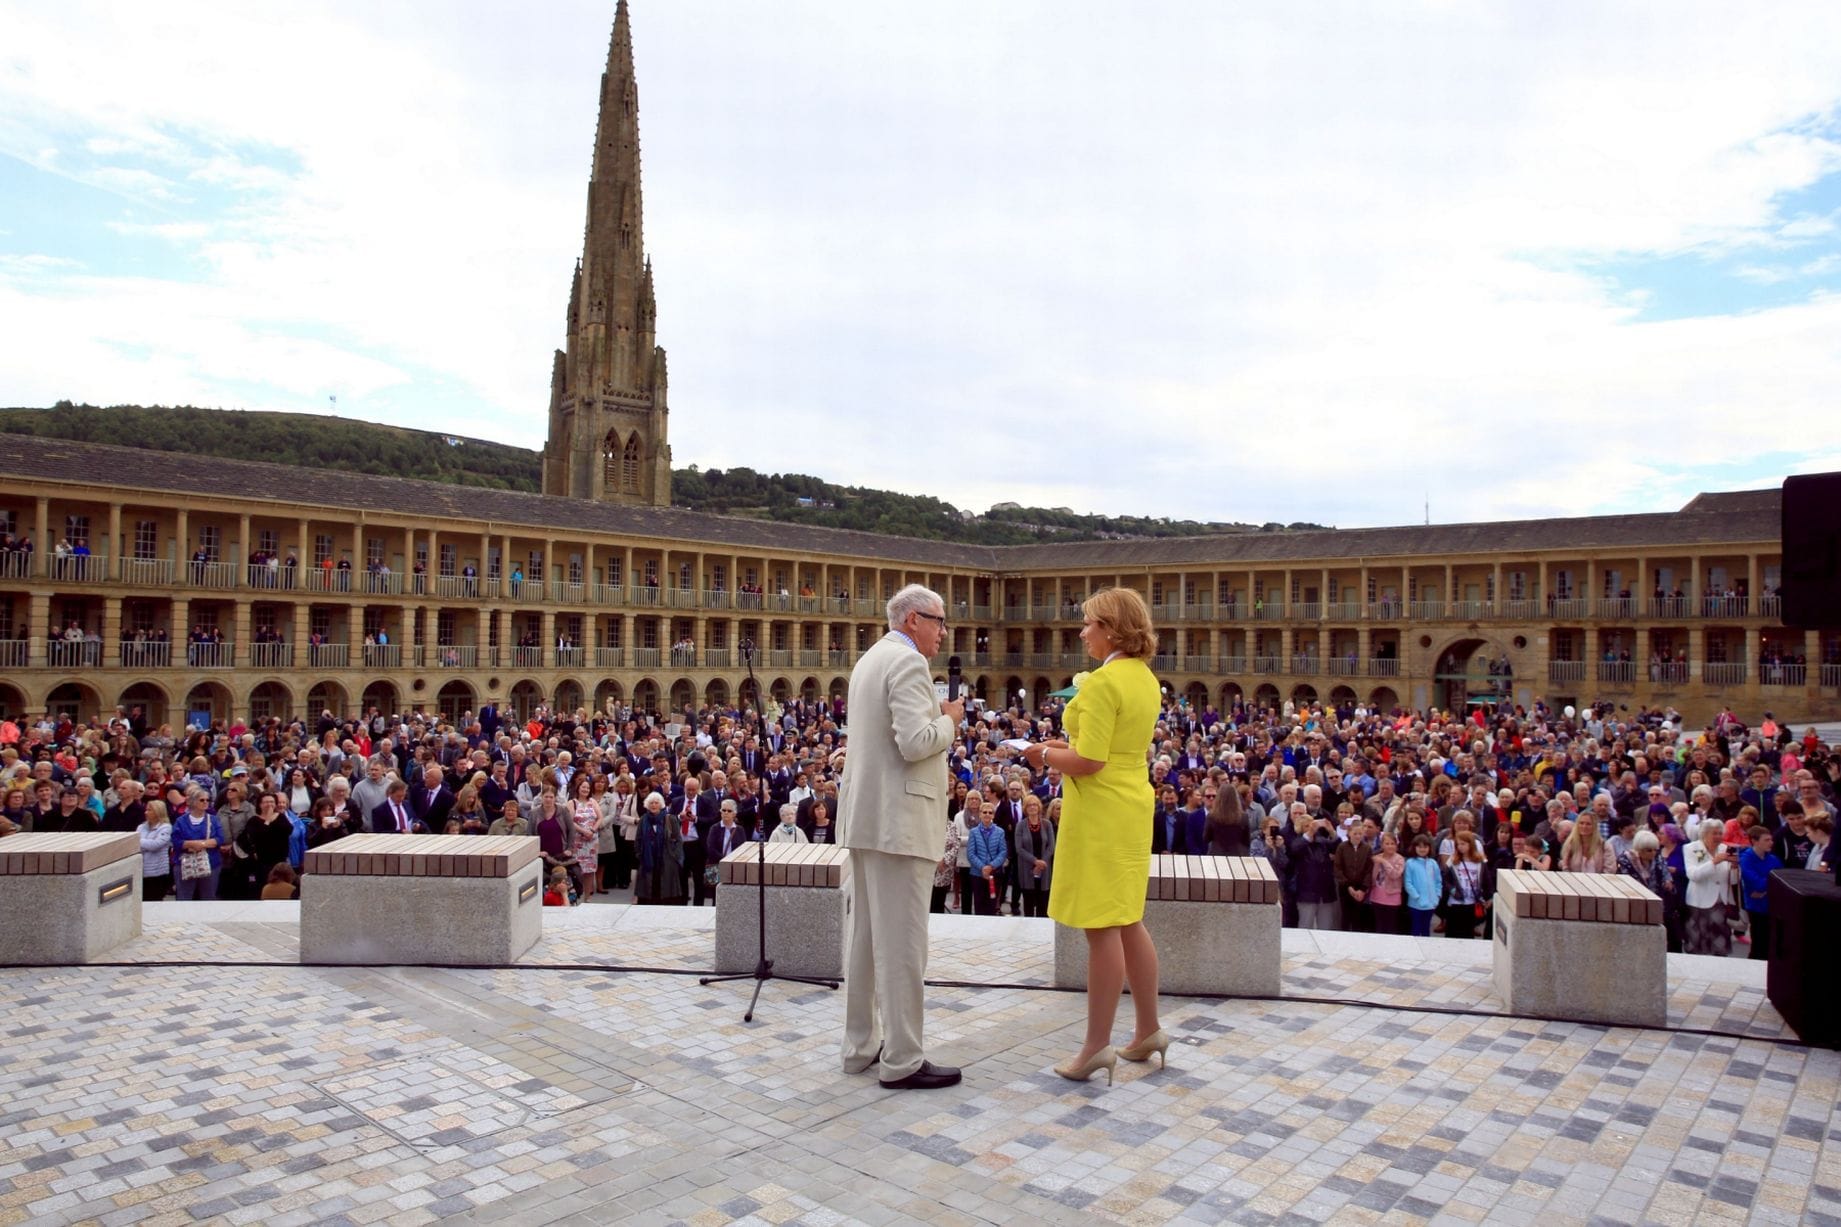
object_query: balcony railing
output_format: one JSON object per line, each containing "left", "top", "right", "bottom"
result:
{"left": 855, "top": 598, "right": 878, "bottom": 618}
{"left": 1760, "top": 596, "right": 1782, "bottom": 620}
{"left": 1293, "top": 602, "right": 1321, "bottom": 621}
{"left": 1448, "top": 600, "right": 1487, "bottom": 620}
{"left": 705, "top": 649, "right": 733, "bottom": 668}
{"left": 553, "top": 646, "right": 583, "bottom": 667}
{"left": 1596, "top": 661, "right": 1635, "bottom": 684}
{"left": 1185, "top": 602, "right": 1216, "bottom": 622}
{"left": 1704, "top": 661, "right": 1748, "bottom": 686}
{"left": 1367, "top": 601, "right": 1403, "bottom": 620}
{"left": 1759, "top": 662, "right": 1806, "bottom": 687}
{"left": 1253, "top": 655, "right": 1282, "bottom": 674}
{"left": 593, "top": 646, "right": 624, "bottom": 669}
{"left": 828, "top": 650, "right": 851, "bottom": 668}
{"left": 1647, "top": 597, "right": 1690, "bottom": 619}
{"left": 433, "top": 645, "right": 478, "bottom": 668}
{"left": 50, "top": 554, "right": 107, "bottom": 583}
{"left": 187, "top": 642, "right": 236, "bottom": 668}
{"left": 363, "top": 643, "right": 403, "bottom": 669}
{"left": 767, "top": 649, "right": 793, "bottom": 667}
{"left": 1649, "top": 662, "right": 1689, "bottom": 686}
{"left": 434, "top": 575, "right": 484, "bottom": 599}
{"left": 249, "top": 642, "right": 293, "bottom": 669}
{"left": 1219, "top": 655, "right": 1248, "bottom": 674}
{"left": 633, "top": 647, "right": 663, "bottom": 668}
{"left": 799, "top": 649, "right": 823, "bottom": 667}
{"left": 631, "top": 584, "right": 662, "bottom": 607}
{"left": 550, "top": 580, "right": 586, "bottom": 604}
{"left": 118, "top": 640, "right": 171, "bottom": 668}
{"left": 1367, "top": 658, "right": 1400, "bottom": 677}
{"left": 1325, "top": 602, "right": 1362, "bottom": 621}
{"left": 1254, "top": 602, "right": 1285, "bottom": 621}
{"left": 1545, "top": 597, "right": 1588, "bottom": 619}
{"left": 357, "top": 571, "right": 402, "bottom": 596}
{"left": 1151, "top": 654, "right": 1177, "bottom": 673}
{"left": 1597, "top": 597, "right": 1636, "bottom": 620}
{"left": 1181, "top": 654, "right": 1212, "bottom": 672}
{"left": 1547, "top": 660, "right": 1586, "bottom": 683}
{"left": 187, "top": 561, "right": 239, "bottom": 590}
{"left": 47, "top": 639, "right": 103, "bottom": 668}
{"left": 735, "top": 591, "right": 763, "bottom": 611}
{"left": 509, "top": 578, "right": 543, "bottom": 604}
{"left": 1702, "top": 597, "right": 1749, "bottom": 619}
{"left": 1408, "top": 601, "right": 1444, "bottom": 620}
{"left": 115, "top": 557, "right": 174, "bottom": 586}
{"left": 1823, "top": 664, "right": 1841, "bottom": 688}
{"left": 1501, "top": 598, "right": 1540, "bottom": 619}
{"left": 305, "top": 643, "right": 348, "bottom": 669}
{"left": 511, "top": 646, "right": 543, "bottom": 668}
{"left": 0, "top": 552, "right": 31, "bottom": 580}
{"left": 1325, "top": 658, "right": 1361, "bottom": 676}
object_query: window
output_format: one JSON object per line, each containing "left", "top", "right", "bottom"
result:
{"left": 314, "top": 534, "right": 333, "bottom": 566}
{"left": 1554, "top": 569, "right": 1572, "bottom": 599}
{"left": 1508, "top": 571, "right": 1526, "bottom": 599}
{"left": 59, "top": 599, "right": 87, "bottom": 629}
{"left": 622, "top": 436, "right": 640, "bottom": 492}
{"left": 560, "top": 613, "right": 582, "bottom": 642}
{"left": 1151, "top": 581, "right": 1164, "bottom": 604}
{"left": 744, "top": 568, "right": 757, "bottom": 587}
{"left": 640, "top": 619, "right": 658, "bottom": 649}
{"left": 710, "top": 622, "right": 727, "bottom": 648}
{"left": 1220, "top": 578, "right": 1235, "bottom": 604}
{"left": 568, "top": 556, "right": 582, "bottom": 584}
{"left": 1602, "top": 569, "right": 1622, "bottom": 597}
{"left": 528, "top": 550, "right": 544, "bottom": 583}
{"left": 63, "top": 514, "right": 90, "bottom": 547}
{"left": 713, "top": 564, "right": 726, "bottom": 589}
{"left": 607, "top": 556, "right": 624, "bottom": 586}
{"left": 773, "top": 623, "right": 789, "bottom": 650}
{"left": 487, "top": 612, "right": 500, "bottom": 648}
{"left": 1289, "top": 577, "right": 1300, "bottom": 603}
{"left": 601, "top": 618, "right": 622, "bottom": 648}
{"left": 134, "top": 520, "right": 159, "bottom": 560}
{"left": 258, "top": 529, "right": 279, "bottom": 556}
{"left": 1366, "top": 576, "right": 1377, "bottom": 603}
{"left": 0, "top": 603, "right": 14, "bottom": 638}
{"left": 437, "top": 610, "right": 455, "bottom": 644}
{"left": 0, "top": 510, "right": 14, "bottom": 536}
{"left": 363, "top": 608, "right": 385, "bottom": 636}
{"left": 602, "top": 432, "right": 621, "bottom": 488}
{"left": 1485, "top": 573, "right": 1495, "bottom": 602}
{"left": 365, "top": 537, "right": 384, "bottom": 568}
{"left": 644, "top": 560, "right": 659, "bottom": 585}
{"left": 310, "top": 609, "right": 332, "bottom": 638}
{"left": 194, "top": 607, "right": 219, "bottom": 632}
{"left": 773, "top": 569, "right": 785, "bottom": 591}
{"left": 126, "top": 601, "right": 155, "bottom": 632}
{"left": 679, "top": 564, "right": 692, "bottom": 590}
{"left": 198, "top": 525, "right": 219, "bottom": 561}
{"left": 439, "top": 544, "right": 457, "bottom": 576}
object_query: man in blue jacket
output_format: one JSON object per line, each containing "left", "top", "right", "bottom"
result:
{"left": 966, "top": 808, "right": 1008, "bottom": 917}
{"left": 1738, "top": 825, "right": 1783, "bottom": 962}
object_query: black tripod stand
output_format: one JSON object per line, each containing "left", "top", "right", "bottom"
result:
{"left": 699, "top": 639, "right": 839, "bottom": 1021}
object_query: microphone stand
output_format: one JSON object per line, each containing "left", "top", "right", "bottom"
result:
{"left": 700, "top": 639, "right": 839, "bottom": 1021}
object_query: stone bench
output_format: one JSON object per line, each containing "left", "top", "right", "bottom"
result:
{"left": 300, "top": 834, "right": 543, "bottom": 965}
{"left": 1492, "top": 870, "right": 1665, "bottom": 1027}
{"left": 714, "top": 843, "right": 850, "bottom": 979}
{"left": 0, "top": 832, "right": 142, "bottom": 964}
{"left": 1055, "top": 854, "right": 1282, "bottom": 996}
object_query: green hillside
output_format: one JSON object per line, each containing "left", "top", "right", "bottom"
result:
{"left": 2, "top": 403, "right": 1322, "bottom": 542}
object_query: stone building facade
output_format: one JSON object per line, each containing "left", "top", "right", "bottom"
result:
{"left": 540, "top": 0, "right": 671, "bottom": 507}
{"left": 0, "top": 436, "right": 1834, "bottom": 731}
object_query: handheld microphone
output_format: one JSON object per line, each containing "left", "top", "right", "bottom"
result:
{"left": 947, "top": 655, "right": 962, "bottom": 701}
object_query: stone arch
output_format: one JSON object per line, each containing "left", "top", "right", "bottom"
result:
{"left": 601, "top": 429, "right": 624, "bottom": 489}
{"left": 705, "top": 678, "right": 730, "bottom": 707}
{"left": 632, "top": 677, "right": 661, "bottom": 714}
{"left": 623, "top": 435, "right": 641, "bottom": 493}
{"left": 508, "top": 679, "right": 544, "bottom": 723}
{"left": 117, "top": 680, "right": 171, "bottom": 730}
{"left": 1184, "top": 681, "right": 1208, "bottom": 708}
{"left": 737, "top": 675, "right": 759, "bottom": 710}
{"left": 1290, "top": 683, "right": 1318, "bottom": 707}
{"left": 185, "top": 681, "right": 234, "bottom": 727}
{"left": 1252, "top": 683, "right": 1281, "bottom": 712}
{"left": 799, "top": 676, "right": 819, "bottom": 703}
{"left": 1329, "top": 684, "right": 1358, "bottom": 709}
{"left": 437, "top": 679, "right": 476, "bottom": 724}
{"left": 1369, "top": 685, "right": 1400, "bottom": 713}
{"left": 1432, "top": 635, "right": 1508, "bottom": 714}
{"left": 45, "top": 680, "right": 102, "bottom": 722}
{"left": 1218, "top": 681, "right": 1243, "bottom": 710}
{"left": 248, "top": 679, "right": 295, "bottom": 724}
{"left": 360, "top": 679, "right": 398, "bottom": 717}
{"left": 828, "top": 677, "right": 848, "bottom": 702}
{"left": 769, "top": 677, "right": 791, "bottom": 703}
{"left": 594, "top": 679, "right": 624, "bottom": 713}
{"left": 554, "top": 677, "right": 585, "bottom": 716}
{"left": 669, "top": 678, "right": 696, "bottom": 710}
{"left": 0, "top": 681, "right": 22, "bottom": 720}
{"left": 305, "top": 680, "right": 348, "bottom": 721}
{"left": 1003, "top": 676, "right": 1024, "bottom": 706}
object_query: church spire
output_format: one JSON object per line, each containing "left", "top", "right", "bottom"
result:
{"left": 542, "top": 0, "right": 671, "bottom": 506}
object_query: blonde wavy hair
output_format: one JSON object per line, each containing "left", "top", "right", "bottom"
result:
{"left": 1081, "top": 588, "right": 1158, "bottom": 660}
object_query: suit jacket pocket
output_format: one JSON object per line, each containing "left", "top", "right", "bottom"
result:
{"left": 904, "top": 779, "right": 937, "bottom": 800}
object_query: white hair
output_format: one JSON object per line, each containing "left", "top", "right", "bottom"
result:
{"left": 886, "top": 583, "right": 944, "bottom": 631}
{"left": 780, "top": 803, "right": 800, "bottom": 822}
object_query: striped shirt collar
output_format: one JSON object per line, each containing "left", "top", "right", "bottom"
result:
{"left": 889, "top": 630, "right": 919, "bottom": 653}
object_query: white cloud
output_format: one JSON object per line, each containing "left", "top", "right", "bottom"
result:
{"left": 1, "top": 0, "right": 1840, "bottom": 526}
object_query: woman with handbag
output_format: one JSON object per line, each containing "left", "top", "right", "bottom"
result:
{"left": 1441, "top": 832, "right": 1490, "bottom": 939}
{"left": 172, "top": 787, "right": 226, "bottom": 901}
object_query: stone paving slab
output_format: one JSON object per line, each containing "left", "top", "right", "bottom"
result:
{"left": 0, "top": 909, "right": 1825, "bottom": 1226}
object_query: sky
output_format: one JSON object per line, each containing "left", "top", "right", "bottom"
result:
{"left": 3, "top": 0, "right": 1841, "bottom": 529}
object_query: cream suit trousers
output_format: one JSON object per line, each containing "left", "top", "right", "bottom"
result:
{"left": 842, "top": 847, "right": 934, "bottom": 1079}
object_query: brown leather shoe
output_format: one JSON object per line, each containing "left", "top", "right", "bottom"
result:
{"left": 879, "top": 1060, "right": 962, "bottom": 1090}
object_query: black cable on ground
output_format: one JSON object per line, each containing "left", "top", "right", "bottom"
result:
{"left": 6, "top": 958, "right": 1819, "bottom": 1051}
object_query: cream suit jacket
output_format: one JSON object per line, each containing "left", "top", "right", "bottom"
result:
{"left": 837, "top": 633, "right": 954, "bottom": 862}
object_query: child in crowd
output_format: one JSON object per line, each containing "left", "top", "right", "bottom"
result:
{"left": 1403, "top": 834, "right": 1442, "bottom": 937}
{"left": 543, "top": 866, "right": 571, "bottom": 907}
{"left": 1369, "top": 831, "right": 1405, "bottom": 935}
{"left": 1739, "top": 825, "right": 1782, "bottom": 961}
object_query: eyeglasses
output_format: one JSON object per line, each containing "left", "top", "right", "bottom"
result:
{"left": 914, "top": 612, "right": 948, "bottom": 628}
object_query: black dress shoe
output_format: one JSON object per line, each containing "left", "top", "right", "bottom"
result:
{"left": 879, "top": 1060, "right": 962, "bottom": 1090}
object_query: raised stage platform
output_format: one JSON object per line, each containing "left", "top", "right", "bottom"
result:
{"left": 0, "top": 904, "right": 1829, "bottom": 1226}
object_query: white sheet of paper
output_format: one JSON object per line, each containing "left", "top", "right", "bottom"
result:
{"left": 1000, "top": 738, "right": 1032, "bottom": 752}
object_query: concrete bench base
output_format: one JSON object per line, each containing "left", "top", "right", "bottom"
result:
{"left": 1492, "top": 906, "right": 1666, "bottom": 1027}
{"left": 714, "top": 882, "right": 848, "bottom": 979}
{"left": 0, "top": 855, "right": 142, "bottom": 964}
{"left": 1054, "top": 899, "right": 1281, "bottom": 997}
{"left": 300, "top": 869, "right": 543, "bottom": 965}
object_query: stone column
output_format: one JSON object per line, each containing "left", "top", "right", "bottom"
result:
{"left": 107, "top": 503, "right": 123, "bottom": 578}
{"left": 540, "top": 609, "right": 555, "bottom": 668}
{"left": 1687, "top": 625, "right": 1704, "bottom": 683}
{"left": 102, "top": 596, "right": 122, "bottom": 661}
{"left": 27, "top": 593, "right": 49, "bottom": 666}
{"left": 34, "top": 496, "right": 49, "bottom": 577}
{"left": 237, "top": 513, "right": 251, "bottom": 586}
{"left": 170, "top": 598, "right": 189, "bottom": 654}
{"left": 1279, "top": 627, "right": 1294, "bottom": 673}
{"left": 291, "top": 602, "right": 307, "bottom": 653}
{"left": 233, "top": 598, "right": 252, "bottom": 667}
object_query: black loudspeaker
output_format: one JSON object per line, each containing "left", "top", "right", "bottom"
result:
{"left": 1781, "top": 472, "right": 1841, "bottom": 629}
{"left": 1766, "top": 869, "right": 1841, "bottom": 1048}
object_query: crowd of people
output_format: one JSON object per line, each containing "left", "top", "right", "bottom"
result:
{"left": 0, "top": 685, "right": 1832, "bottom": 960}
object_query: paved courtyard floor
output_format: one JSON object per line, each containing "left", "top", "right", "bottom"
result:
{"left": 0, "top": 902, "right": 1833, "bottom": 1226}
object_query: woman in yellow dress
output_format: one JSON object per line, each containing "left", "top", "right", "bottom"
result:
{"left": 1023, "top": 587, "right": 1165, "bottom": 1084}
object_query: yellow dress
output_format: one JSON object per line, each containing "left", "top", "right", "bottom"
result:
{"left": 1047, "top": 656, "right": 1160, "bottom": 929}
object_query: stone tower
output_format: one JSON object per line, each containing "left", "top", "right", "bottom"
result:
{"left": 542, "top": 0, "right": 671, "bottom": 506}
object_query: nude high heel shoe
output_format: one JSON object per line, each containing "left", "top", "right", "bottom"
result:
{"left": 1118, "top": 1029, "right": 1171, "bottom": 1069}
{"left": 1054, "top": 1047, "right": 1118, "bottom": 1086}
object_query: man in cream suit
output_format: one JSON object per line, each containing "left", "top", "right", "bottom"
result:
{"left": 837, "top": 584, "right": 963, "bottom": 1089}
